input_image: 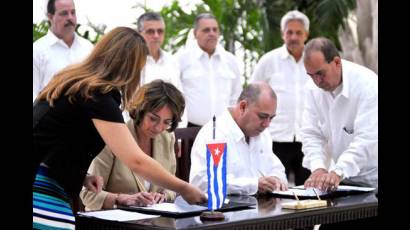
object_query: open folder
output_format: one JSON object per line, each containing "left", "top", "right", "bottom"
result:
{"left": 119, "top": 195, "right": 255, "bottom": 218}
{"left": 271, "top": 185, "right": 375, "bottom": 199}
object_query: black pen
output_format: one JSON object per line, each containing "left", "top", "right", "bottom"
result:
{"left": 343, "top": 127, "right": 353, "bottom": 134}
{"left": 212, "top": 115, "right": 216, "bottom": 140}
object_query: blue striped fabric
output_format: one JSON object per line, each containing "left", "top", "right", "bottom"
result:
{"left": 33, "top": 165, "right": 75, "bottom": 229}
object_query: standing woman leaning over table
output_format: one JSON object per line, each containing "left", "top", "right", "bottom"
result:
{"left": 33, "top": 27, "right": 206, "bottom": 230}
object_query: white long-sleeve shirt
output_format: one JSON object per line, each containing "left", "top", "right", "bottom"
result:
{"left": 33, "top": 31, "right": 93, "bottom": 102}
{"left": 189, "top": 109, "right": 287, "bottom": 195}
{"left": 250, "top": 45, "right": 309, "bottom": 142}
{"left": 301, "top": 59, "right": 378, "bottom": 189}
{"left": 141, "top": 49, "right": 183, "bottom": 91}
{"left": 140, "top": 49, "right": 187, "bottom": 127}
{"left": 178, "top": 43, "right": 242, "bottom": 126}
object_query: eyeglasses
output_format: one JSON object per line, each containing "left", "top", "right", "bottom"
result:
{"left": 201, "top": 27, "right": 219, "bottom": 33}
{"left": 143, "top": 28, "right": 165, "bottom": 35}
{"left": 146, "top": 112, "right": 173, "bottom": 129}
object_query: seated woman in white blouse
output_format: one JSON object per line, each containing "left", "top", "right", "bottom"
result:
{"left": 80, "top": 80, "right": 185, "bottom": 211}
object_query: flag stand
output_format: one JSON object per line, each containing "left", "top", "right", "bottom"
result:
{"left": 199, "top": 210, "right": 225, "bottom": 221}
{"left": 200, "top": 115, "right": 225, "bottom": 221}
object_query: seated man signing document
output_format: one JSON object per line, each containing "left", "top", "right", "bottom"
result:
{"left": 190, "top": 82, "right": 288, "bottom": 195}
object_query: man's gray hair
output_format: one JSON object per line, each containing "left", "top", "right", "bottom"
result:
{"left": 137, "top": 12, "right": 164, "bottom": 32}
{"left": 304, "top": 37, "right": 340, "bottom": 63}
{"left": 238, "top": 82, "right": 276, "bottom": 104}
{"left": 194, "top": 13, "right": 217, "bottom": 30}
{"left": 280, "top": 10, "right": 310, "bottom": 32}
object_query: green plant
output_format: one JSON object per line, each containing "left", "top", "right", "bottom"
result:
{"left": 33, "top": 21, "right": 101, "bottom": 44}
{"left": 33, "top": 21, "right": 49, "bottom": 42}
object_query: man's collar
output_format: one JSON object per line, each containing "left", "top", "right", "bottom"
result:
{"left": 45, "top": 30, "right": 60, "bottom": 45}
{"left": 279, "top": 44, "right": 291, "bottom": 59}
{"left": 339, "top": 59, "right": 350, "bottom": 99}
{"left": 224, "top": 108, "right": 247, "bottom": 143}
{"left": 148, "top": 49, "right": 165, "bottom": 63}
{"left": 279, "top": 44, "right": 305, "bottom": 62}
{"left": 192, "top": 42, "right": 221, "bottom": 59}
{"left": 46, "top": 30, "right": 77, "bottom": 48}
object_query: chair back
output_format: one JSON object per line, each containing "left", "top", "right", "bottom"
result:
{"left": 174, "top": 127, "right": 201, "bottom": 182}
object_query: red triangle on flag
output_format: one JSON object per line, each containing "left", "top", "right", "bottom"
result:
{"left": 207, "top": 143, "right": 226, "bottom": 166}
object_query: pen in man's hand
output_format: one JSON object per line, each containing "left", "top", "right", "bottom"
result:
{"left": 257, "top": 169, "right": 265, "bottom": 177}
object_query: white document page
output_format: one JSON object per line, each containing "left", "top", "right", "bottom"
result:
{"left": 137, "top": 196, "right": 207, "bottom": 213}
{"left": 273, "top": 185, "right": 375, "bottom": 197}
{"left": 78, "top": 209, "right": 159, "bottom": 221}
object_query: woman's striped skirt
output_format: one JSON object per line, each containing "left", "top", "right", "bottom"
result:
{"left": 33, "top": 165, "right": 75, "bottom": 229}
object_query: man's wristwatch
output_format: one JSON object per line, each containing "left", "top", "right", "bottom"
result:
{"left": 332, "top": 168, "right": 344, "bottom": 180}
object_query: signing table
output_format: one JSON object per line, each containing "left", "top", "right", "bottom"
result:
{"left": 76, "top": 192, "right": 378, "bottom": 230}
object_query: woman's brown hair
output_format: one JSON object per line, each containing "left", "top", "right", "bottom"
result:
{"left": 128, "top": 80, "right": 185, "bottom": 132}
{"left": 38, "top": 27, "right": 149, "bottom": 110}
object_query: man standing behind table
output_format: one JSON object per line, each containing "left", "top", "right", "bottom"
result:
{"left": 136, "top": 12, "right": 186, "bottom": 126}
{"left": 177, "top": 13, "right": 242, "bottom": 127}
{"left": 250, "top": 10, "right": 311, "bottom": 186}
{"left": 33, "top": 0, "right": 93, "bottom": 102}
{"left": 137, "top": 12, "right": 183, "bottom": 94}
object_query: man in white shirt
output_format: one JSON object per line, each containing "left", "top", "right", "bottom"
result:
{"left": 137, "top": 12, "right": 182, "bottom": 93}
{"left": 33, "top": 0, "right": 93, "bottom": 102}
{"left": 250, "top": 10, "right": 311, "bottom": 186}
{"left": 301, "top": 37, "right": 378, "bottom": 192}
{"left": 136, "top": 12, "right": 186, "bottom": 127}
{"left": 190, "top": 82, "right": 287, "bottom": 195}
{"left": 177, "top": 13, "right": 242, "bottom": 127}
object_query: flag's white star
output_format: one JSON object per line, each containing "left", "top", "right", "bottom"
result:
{"left": 214, "top": 148, "right": 220, "bottom": 156}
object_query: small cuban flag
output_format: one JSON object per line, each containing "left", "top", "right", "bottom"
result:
{"left": 206, "top": 142, "right": 227, "bottom": 210}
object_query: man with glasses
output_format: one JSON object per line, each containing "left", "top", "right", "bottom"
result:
{"left": 136, "top": 12, "right": 186, "bottom": 126}
{"left": 33, "top": 0, "right": 93, "bottom": 102}
{"left": 301, "top": 37, "right": 378, "bottom": 196}
{"left": 190, "top": 82, "right": 288, "bottom": 195}
{"left": 137, "top": 12, "right": 182, "bottom": 90}
{"left": 250, "top": 10, "right": 311, "bottom": 186}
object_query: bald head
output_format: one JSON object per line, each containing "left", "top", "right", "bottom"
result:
{"left": 233, "top": 81, "right": 277, "bottom": 138}
{"left": 238, "top": 81, "right": 277, "bottom": 105}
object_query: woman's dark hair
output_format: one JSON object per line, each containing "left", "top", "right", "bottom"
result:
{"left": 128, "top": 80, "right": 185, "bottom": 132}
